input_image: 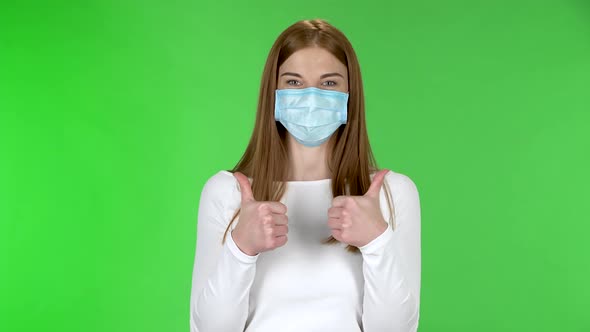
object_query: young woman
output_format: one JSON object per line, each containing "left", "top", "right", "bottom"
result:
{"left": 189, "top": 19, "right": 421, "bottom": 332}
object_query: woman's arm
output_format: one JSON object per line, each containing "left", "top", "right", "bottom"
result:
{"left": 189, "top": 172, "right": 259, "bottom": 332}
{"left": 358, "top": 172, "right": 422, "bottom": 332}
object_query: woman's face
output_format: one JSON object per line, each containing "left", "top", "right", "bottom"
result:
{"left": 277, "top": 47, "right": 349, "bottom": 93}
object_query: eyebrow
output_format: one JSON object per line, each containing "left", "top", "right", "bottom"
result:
{"left": 280, "top": 72, "right": 344, "bottom": 79}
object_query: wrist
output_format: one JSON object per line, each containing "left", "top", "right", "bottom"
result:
{"left": 231, "top": 230, "right": 257, "bottom": 256}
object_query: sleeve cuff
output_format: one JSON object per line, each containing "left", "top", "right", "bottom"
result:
{"left": 227, "top": 231, "right": 260, "bottom": 264}
{"left": 359, "top": 223, "right": 394, "bottom": 255}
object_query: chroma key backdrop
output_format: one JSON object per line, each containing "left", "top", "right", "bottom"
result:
{"left": 1, "top": 1, "right": 589, "bottom": 331}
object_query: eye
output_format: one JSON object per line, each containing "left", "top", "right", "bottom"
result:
{"left": 322, "top": 80, "right": 337, "bottom": 87}
{"left": 287, "top": 79, "right": 302, "bottom": 86}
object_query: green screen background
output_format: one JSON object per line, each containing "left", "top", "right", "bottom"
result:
{"left": 1, "top": 0, "right": 589, "bottom": 331}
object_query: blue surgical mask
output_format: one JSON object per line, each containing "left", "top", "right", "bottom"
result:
{"left": 274, "top": 87, "right": 349, "bottom": 147}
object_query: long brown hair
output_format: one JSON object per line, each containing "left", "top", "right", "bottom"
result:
{"left": 222, "top": 19, "right": 395, "bottom": 253}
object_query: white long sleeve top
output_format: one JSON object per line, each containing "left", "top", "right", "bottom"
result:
{"left": 189, "top": 169, "right": 421, "bottom": 332}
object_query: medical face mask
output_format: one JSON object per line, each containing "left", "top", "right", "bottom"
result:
{"left": 274, "top": 87, "right": 349, "bottom": 147}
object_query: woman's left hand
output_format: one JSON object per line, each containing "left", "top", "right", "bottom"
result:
{"left": 327, "top": 169, "right": 390, "bottom": 248}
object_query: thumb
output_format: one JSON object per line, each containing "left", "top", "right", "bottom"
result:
{"left": 364, "top": 169, "right": 389, "bottom": 198}
{"left": 233, "top": 171, "right": 255, "bottom": 202}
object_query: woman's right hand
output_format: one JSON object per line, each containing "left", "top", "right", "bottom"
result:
{"left": 231, "top": 172, "right": 289, "bottom": 256}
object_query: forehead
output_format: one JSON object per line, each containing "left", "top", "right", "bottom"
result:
{"left": 279, "top": 47, "right": 347, "bottom": 74}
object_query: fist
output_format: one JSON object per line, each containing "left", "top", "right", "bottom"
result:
{"left": 231, "top": 172, "right": 289, "bottom": 256}
{"left": 327, "top": 169, "right": 390, "bottom": 247}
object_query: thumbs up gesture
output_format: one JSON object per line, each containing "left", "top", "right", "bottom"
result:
{"left": 327, "top": 169, "right": 390, "bottom": 248}
{"left": 231, "top": 172, "right": 289, "bottom": 256}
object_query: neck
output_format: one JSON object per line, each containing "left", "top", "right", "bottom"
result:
{"left": 286, "top": 135, "right": 331, "bottom": 181}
